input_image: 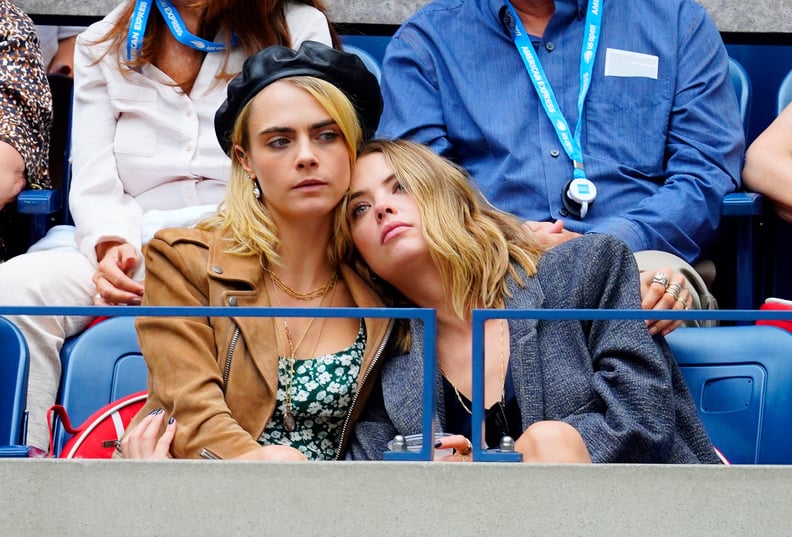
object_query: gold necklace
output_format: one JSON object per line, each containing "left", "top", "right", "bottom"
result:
{"left": 262, "top": 259, "right": 338, "bottom": 301}
{"left": 441, "top": 319, "right": 508, "bottom": 415}
{"left": 267, "top": 274, "right": 335, "bottom": 431}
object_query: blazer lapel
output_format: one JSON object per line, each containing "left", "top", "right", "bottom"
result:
{"left": 504, "top": 268, "right": 547, "bottom": 427}
{"left": 381, "top": 319, "right": 445, "bottom": 435}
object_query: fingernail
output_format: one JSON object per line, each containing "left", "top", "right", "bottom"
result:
{"left": 434, "top": 441, "right": 443, "bottom": 448}
{"left": 149, "top": 409, "right": 158, "bottom": 415}
{"left": 168, "top": 417, "right": 175, "bottom": 425}
{"left": 156, "top": 408, "right": 164, "bottom": 415}
{"left": 648, "top": 327, "right": 658, "bottom": 336}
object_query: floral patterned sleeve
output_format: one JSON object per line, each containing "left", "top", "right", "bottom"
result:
{"left": 0, "top": 0, "right": 52, "bottom": 189}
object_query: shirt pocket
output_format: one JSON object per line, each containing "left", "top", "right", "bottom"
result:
{"left": 584, "top": 75, "right": 671, "bottom": 175}
{"left": 108, "top": 84, "right": 158, "bottom": 157}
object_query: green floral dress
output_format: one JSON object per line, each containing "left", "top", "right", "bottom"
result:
{"left": 259, "top": 322, "right": 366, "bottom": 460}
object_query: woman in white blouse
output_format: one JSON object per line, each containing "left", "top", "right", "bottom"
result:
{"left": 0, "top": 0, "right": 336, "bottom": 452}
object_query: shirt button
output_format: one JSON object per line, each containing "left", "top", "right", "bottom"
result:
{"left": 550, "top": 149, "right": 560, "bottom": 157}
{"left": 559, "top": 208, "right": 569, "bottom": 217}
{"left": 545, "top": 42, "right": 555, "bottom": 52}
{"left": 185, "top": 109, "right": 193, "bottom": 117}
{"left": 185, "top": 144, "right": 194, "bottom": 152}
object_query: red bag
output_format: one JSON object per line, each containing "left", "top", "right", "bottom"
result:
{"left": 757, "top": 298, "right": 792, "bottom": 334}
{"left": 47, "top": 391, "right": 147, "bottom": 458}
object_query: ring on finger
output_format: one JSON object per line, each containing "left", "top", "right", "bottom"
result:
{"left": 458, "top": 438, "right": 473, "bottom": 457}
{"left": 94, "top": 293, "right": 102, "bottom": 301}
{"left": 665, "top": 282, "right": 682, "bottom": 301}
{"left": 651, "top": 272, "right": 669, "bottom": 288}
{"left": 675, "top": 296, "right": 687, "bottom": 309}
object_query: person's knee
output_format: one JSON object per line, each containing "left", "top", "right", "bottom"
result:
{"left": 515, "top": 420, "right": 592, "bottom": 463}
{"left": 0, "top": 249, "right": 95, "bottom": 306}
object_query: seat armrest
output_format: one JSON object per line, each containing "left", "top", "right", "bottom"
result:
{"left": 721, "top": 192, "right": 763, "bottom": 217}
{"left": 16, "top": 189, "right": 62, "bottom": 215}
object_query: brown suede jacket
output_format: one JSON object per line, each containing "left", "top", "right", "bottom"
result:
{"left": 128, "top": 227, "right": 393, "bottom": 459}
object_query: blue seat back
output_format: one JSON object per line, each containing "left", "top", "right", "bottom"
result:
{"left": 666, "top": 325, "right": 792, "bottom": 464}
{"left": 342, "top": 44, "right": 382, "bottom": 82}
{"left": 728, "top": 57, "right": 752, "bottom": 135}
{"left": 52, "top": 316, "right": 147, "bottom": 456}
{"left": 0, "top": 316, "right": 29, "bottom": 446}
{"left": 777, "top": 67, "right": 792, "bottom": 115}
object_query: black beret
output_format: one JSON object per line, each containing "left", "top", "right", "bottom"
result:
{"left": 215, "top": 40, "right": 383, "bottom": 154}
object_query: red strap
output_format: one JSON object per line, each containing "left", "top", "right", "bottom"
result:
{"left": 46, "top": 404, "right": 83, "bottom": 457}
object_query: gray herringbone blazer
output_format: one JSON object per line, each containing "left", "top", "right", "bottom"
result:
{"left": 350, "top": 234, "right": 719, "bottom": 463}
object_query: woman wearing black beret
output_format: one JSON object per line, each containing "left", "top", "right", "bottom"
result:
{"left": 121, "top": 41, "right": 389, "bottom": 461}
{"left": 0, "top": 0, "right": 339, "bottom": 453}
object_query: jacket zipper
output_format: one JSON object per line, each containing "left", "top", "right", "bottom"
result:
{"left": 200, "top": 326, "right": 240, "bottom": 457}
{"left": 334, "top": 320, "right": 394, "bottom": 460}
{"left": 222, "top": 326, "right": 240, "bottom": 391}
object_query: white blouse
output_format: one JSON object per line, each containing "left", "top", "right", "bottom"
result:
{"left": 70, "top": 1, "right": 332, "bottom": 265}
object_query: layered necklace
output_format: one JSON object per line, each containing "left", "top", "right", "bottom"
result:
{"left": 265, "top": 267, "right": 338, "bottom": 431}
{"left": 440, "top": 318, "right": 509, "bottom": 415}
{"left": 264, "top": 266, "right": 338, "bottom": 301}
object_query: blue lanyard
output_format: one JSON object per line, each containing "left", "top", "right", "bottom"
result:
{"left": 505, "top": 0, "right": 602, "bottom": 181}
{"left": 126, "top": 0, "right": 237, "bottom": 61}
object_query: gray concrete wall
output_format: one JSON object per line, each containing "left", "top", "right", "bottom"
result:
{"left": 2, "top": 459, "right": 792, "bottom": 536}
{"left": 14, "top": 0, "right": 792, "bottom": 33}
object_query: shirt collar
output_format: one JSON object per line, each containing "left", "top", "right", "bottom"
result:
{"left": 493, "top": 0, "right": 588, "bottom": 32}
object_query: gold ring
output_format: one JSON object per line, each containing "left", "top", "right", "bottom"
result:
{"left": 665, "top": 282, "right": 682, "bottom": 301}
{"left": 457, "top": 438, "right": 472, "bottom": 456}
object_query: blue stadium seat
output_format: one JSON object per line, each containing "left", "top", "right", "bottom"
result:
{"left": 51, "top": 316, "right": 148, "bottom": 456}
{"left": 342, "top": 44, "right": 382, "bottom": 82}
{"left": 0, "top": 316, "right": 29, "bottom": 448}
{"left": 666, "top": 325, "right": 792, "bottom": 464}
{"left": 15, "top": 73, "right": 74, "bottom": 247}
{"left": 728, "top": 57, "right": 752, "bottom": 135}
{"left": 777, "top": 67, "right": 792, "bottom": 115}
{"left": 719, "top": 57, "right": 761, "bottom": 310}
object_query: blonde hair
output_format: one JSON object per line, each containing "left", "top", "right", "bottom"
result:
{"left": 342, "top": 139, "right": 544, "bottom": 320}
{"left": 199, "top": 76, "right": 362, "bottom": 267}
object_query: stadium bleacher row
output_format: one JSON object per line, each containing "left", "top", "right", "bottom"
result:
{"left": 3, "top": 32, "right": 792, "bottom": 463}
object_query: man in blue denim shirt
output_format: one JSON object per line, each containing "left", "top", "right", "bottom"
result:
{"left": 377, "top": 0, "right": 744, "bottom": 330}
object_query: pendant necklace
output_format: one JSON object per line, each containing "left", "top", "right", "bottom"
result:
{"left": 266, "top": 270, "right": 336, "bottom": 431}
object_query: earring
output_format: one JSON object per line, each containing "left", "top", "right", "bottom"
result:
{"left": 248, "top": 175, "right": 261, "bottom": 200}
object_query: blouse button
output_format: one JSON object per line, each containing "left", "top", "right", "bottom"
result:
{"left": 545, "top": 42, "right": 555, "bottom": 52}
{"left": 550, "top": 149, "right": 560, "bottom": 158}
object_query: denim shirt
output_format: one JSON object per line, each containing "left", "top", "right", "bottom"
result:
{"left": 376, "top": 0, "right": 744, "bottom": 263}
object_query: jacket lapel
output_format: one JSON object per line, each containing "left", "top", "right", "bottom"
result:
{"left": 504, "top": 268, "right": 547, "bottom": 427}
{"left": 381, "top": 319, "right": 446, "bottom": 435}
{"left": 205, "top": 236, "right": 280, "bottom": 400}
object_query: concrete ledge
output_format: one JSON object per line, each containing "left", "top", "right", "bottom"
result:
{"left": 14, "top": 0, "right": 792, "bottom": 33}
{"left": 2, "top": 459, "right": 792, "bottom": 536}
